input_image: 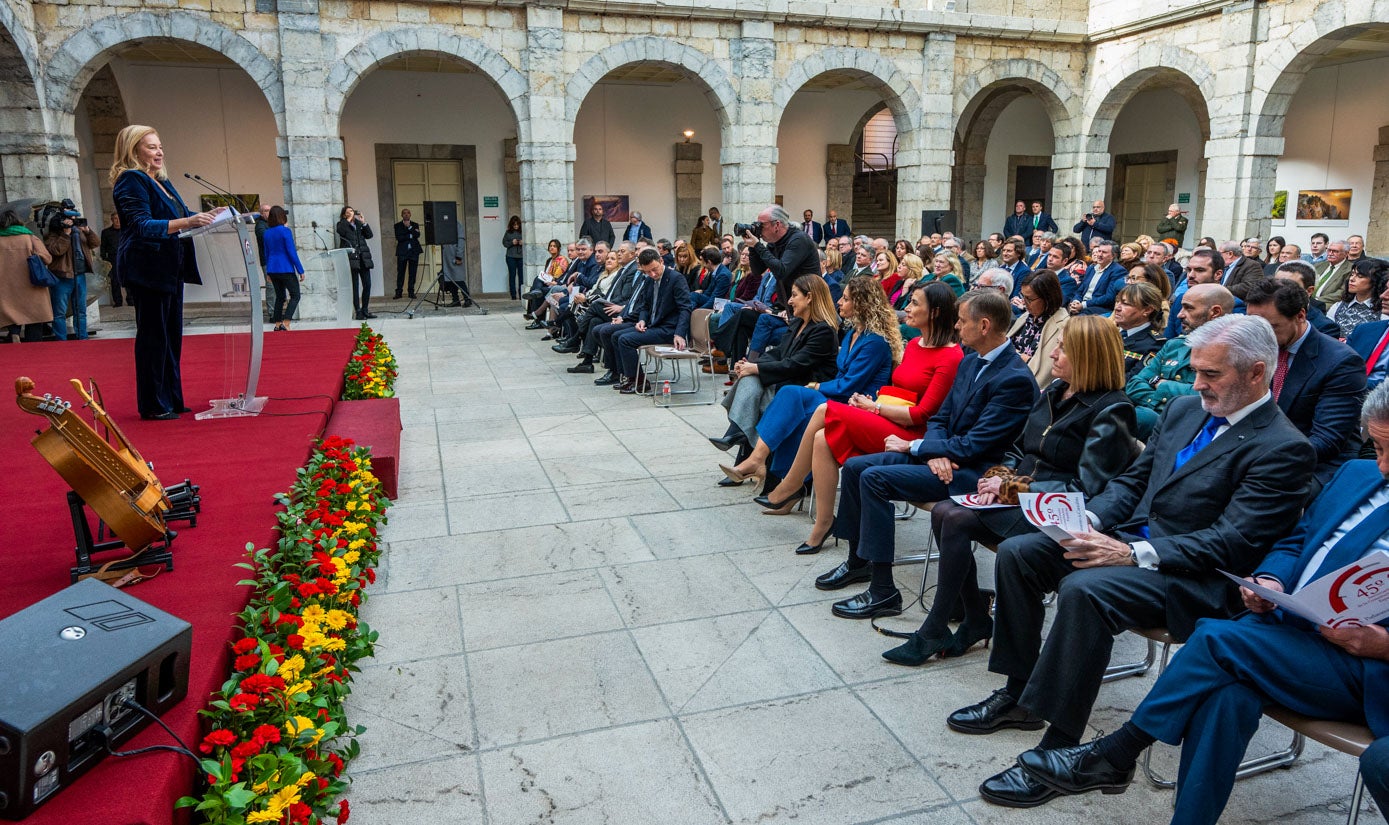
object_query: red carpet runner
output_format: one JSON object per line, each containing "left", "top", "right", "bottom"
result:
{"left": 0, "top": 328, "right": 357, "bottom": 824}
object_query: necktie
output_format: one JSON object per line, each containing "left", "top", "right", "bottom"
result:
{"left": 1173, "top": 416, "right": 1229, "bottom": 472}
{"left": 1272, "top": 350, "right": 1291, "bottom": 400}
{"left": 1033, "top": 215, "right": 1039, "bottom": 229}
{"left": 1368, "top": 331, "right": 1389, "bottom": 376}
{"left": 1304, "top": 500, "right": 1389, "bottom": 587}
{"left": 804, "top": 222, "right": 812, "bottom": 233}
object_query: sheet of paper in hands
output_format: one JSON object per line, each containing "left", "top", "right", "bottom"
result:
{"left": 1018, "top": 492, "right": 1088, "bottom": 542}
{"left": 1221, "top": 550, "right": 1389, "bottom": 628}
{"left": 950, "top": 494, "right": 1014, "bottom": 510}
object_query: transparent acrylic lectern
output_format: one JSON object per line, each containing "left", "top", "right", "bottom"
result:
{"left": 180, "top": 211, "right": 268, "bottom": 419}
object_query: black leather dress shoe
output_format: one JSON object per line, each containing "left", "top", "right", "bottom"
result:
{"left": 831, "top": 588, "right": 902, "bottom": 619}
{"left": 881, "top": 630, "right": 954, "bottom": 666}
{"left": 594, "top": 371, "right": 618, "bottom": 386}
{"left": 1017, "top": 742, "right": 1134, "bottom": 797}
{"left": 524, "top": 320, "right": 546, "bottom": 330}
{"left": 613, "top": 378, "right": 630, "bottom": 391}
{"left": 567, "top": 361, "right": 594, "bottom": 374}
{"left": 552, "top": 342, "right": 579, "bottom": 353}
{"left": 947, "top": 689, "right": 1046, "bottom": 735}
{"left": 814, "top": 562, "right": 872, "bottom": 591}
{"left": 708, "top": 434, "right": 745, "bottom": 452}
{"left": 978, "top": 764, "right": 1059, "bottom": 808}
{"left": 141, "top": 411, "right": 180, "bottom": 421}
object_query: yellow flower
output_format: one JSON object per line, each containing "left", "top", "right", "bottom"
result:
{"left": 325, "top": 610, "right": 350, "bottom": 630}
{"left": 342, "top": 550, "right": 361, "bottom": 565}
{"left": 295, "top": 771, "right": 316, "bottom": 788}
{"left": 301, "top": 605, "right": 327, "bottom": 624}
{"left": 348, "top": 538, "right": 366, "bottom": 551}
{"left": 279, "top": 654, "right": 306, "bottom": 683}
{"left": 246, "top": 811, "right": 279, "bottom": 824}
{"left": 345, "top": 500, "right": 358, "bottom": 512}
{"left": 322, "top": 637, "right": 346, "bottom": 652}
{"left": 268, "top": 784, "right": 302, "bottom": 811}
{"left": 286, "top": 679, "right": 313, "bottom": 699}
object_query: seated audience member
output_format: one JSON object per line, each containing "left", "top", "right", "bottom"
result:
{"left": 1024, "top": 231, "right": 1052, "bottom": 269}
{"left": 531, "top": 238, "right": 599, "bottom": 331}
{"left": 1219, "top": 240, "right": 1265, "bottom": 299}
{"left": 821, "top": 247, "right": 845, "bottom": 303}
{"left": 1313, "top": 240, "right": 1352, "bottom": 302}
{"left": 996, "top": 238, "right": 1032, "bottom": 305}
{"left": 715, "top": 276, "right": 841, "bottom": 464}
{"left": 673, "top": 241, "right": 699, "bottom": 289}
{"left": 749, "top": 283, "right": 963, "bottom": 554}
{"left": 1126, "top": 261, "right": 1171, "bottom": 299}
{"left": 882, "top": 316, "right": 1138, "bottom": 666}
{"left": 1243, "top": 278, "right": 1367, "bottom": 487}
{"left": 888, "top": 253, "right": 924, "bottom": 307}
{"left": 552, "top": 246, "right": 625, "bottom": 351}
{"left": 893, "top": 239, "right": 913, "bottom": 262}
{"left": 712, "top": 263, "right": 777, "bottom": 363}
{"left": 1145, "top": 240, "right": 1184, "bottom": 290}
{"left": 725, "top": 243, "right": 749, "bottom": 297}
{"left": 689, "top": 245, "right": 731, "bottom": 310}
{"left": 812, "top": 290, "right": 1036, "bottom": 619}
{"left": 712, "top": 275, "right": 899, "bottom": 485}
{"left": 972, "top": 239, "right": 999, "bottom": 274}
{"left": 1164, "top": 247, "right": 1223, "bottom": 339}
{"left": 875, "top": 250, "right": 902, "bottom": 296}
{"left": 1067, "top": 239, "right": 1125, "bottom": 315}
{"left": 923, "top": 251, "right": 966, "bottom": 298}
{"left": 1118, "top": 242, "right": 1144, "bottom": 268}
{"left": 1272, "top": 259, "right": 1341, "bottom": 337}
{"left": 844, "top": 244, "right": 873, "bottom": 280}
{"left": 1008, "top": 270, "right": 1069, "bottom": 387}
{"left": 607, "top": 248, "right": 693, "bottom": 394}
{"left": 1261, "top": 236, "right": 1286, "bottom": 275}
{"left": 523, "top": 239, "right": 569, "bottom": 323}
{"left": 572, "top": 243, "right": 645, "bottom": 375}
{"left": 1012, "top": 384, "right": 1389, "bottom": 824}
{"left": 1127, "top": 284, "right": 1234, "bottom": 437}
{"left": 1328, "top": 257, "right": 1389, "bottom": 339}
{"left": 1349, "top": 280, "right": 1389, "bottom": 391}
{"left": 941, "top": 238, "right": 972, "bottom": 285}
{"left": 958, "top": 314, "right": 1316, "bottom": 809}
{"left": 1112, "top": 282, "right": 1166, "bottom": 379}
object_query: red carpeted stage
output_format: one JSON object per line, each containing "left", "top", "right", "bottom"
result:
{"left": 0, "top": 328, "right": 357, "bottom": 825}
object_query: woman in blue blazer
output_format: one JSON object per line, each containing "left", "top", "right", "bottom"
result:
{"left": 713, "top": 274, "right": 900, "bottom": 488}
{"left": 110, "top": 125, "right": 221, "bottom": 420}
{"left": 262, "top": 205, "right": 305, "bottom": 330}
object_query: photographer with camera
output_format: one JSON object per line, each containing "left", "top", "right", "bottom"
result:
{"left": 1072, "top": 199, "right": 1116, "bottom": 249}
{"left": 714, "top": 205, "right": 821, "bottom": 362}
{"left": 42, "top": 199, "right": 100, "bottom": 340}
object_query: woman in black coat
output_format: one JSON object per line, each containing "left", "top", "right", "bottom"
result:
{"left": 882, "top": 315, "right": 1140, "bottom": 666}
{"left": 718, "top": 275, "right": 840, "bottom": 479}
{"left": 109, "top": 125, "right": 222, "bottom": 419}
{"left": 336, "top": 206, "right": 375, "bottom": 319}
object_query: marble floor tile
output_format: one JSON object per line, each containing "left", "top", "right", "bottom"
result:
{"left": 628, "top": 504, "right": 812, "bottom": 558}
{"left": 346, "top": 654, "right": 476, "bottom": 771}
{"left": 479, "top": 721, "right": 726, "bottom": 825}
{"left": 541, "top": 452, "right": 651, "bottom": 487}
{"left": 358, "top": 587, "right": 462, "bottom": 666}
{"left": 601, "top": 554, "right": 770, "bottom": 627}
{"left": 555, "top": 478, "right": 681, "bottom": 520}
{"left": 446, "top": 489, "right": 570, "bottom": 534}
{"left": 656, "top": 471, "right": 763, "bottom": 510}
{"left": 380, "top": 500, "right": 450, "bottom": 541}
{"left": 458, "top": 569, "right": 623, "bottom": 650}
{"left": 441, "top": 458, "right": 552, "bottom": 497}
{"left": 468, "top": 631, "right": 667, "bottom": 747}
{"left": 680, "top": 689, "right": 949, "bottom": 824}
{"left": 345, "top": 755, "right": 483, "bottom": 821}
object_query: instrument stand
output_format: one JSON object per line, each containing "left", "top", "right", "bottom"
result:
{"left": 68, "top": 491, "right": 175, "bottom": 583}
{"left": 404, "top": 239, "right": 487, "bottom": 319}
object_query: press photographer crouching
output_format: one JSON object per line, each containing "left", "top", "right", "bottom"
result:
{"left": 42, "top": 200, "right": 100, "bottom": 340}
{"left": 713, "top": 205, "right": 820, "bottom": 362}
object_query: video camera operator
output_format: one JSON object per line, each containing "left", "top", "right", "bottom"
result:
{"left": 42, "top": 199, "right": 100, "bottom": 340}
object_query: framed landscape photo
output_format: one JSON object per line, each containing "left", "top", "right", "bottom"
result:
{"left": 1296, "top": 189, "right": 1352, "bottom": 224}
{"left": 1271, "top": 190, "right": 1287, "bottom": 225}
{"left": 582, "top": 195, "right": 629, "bottom": 224}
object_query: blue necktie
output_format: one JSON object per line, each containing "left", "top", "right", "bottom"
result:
{"left": 1303, "top": 498, "right": 1389, "bottom": 587}
{"left": 1173, "top": 416, "right": 1228, "bottom": 472}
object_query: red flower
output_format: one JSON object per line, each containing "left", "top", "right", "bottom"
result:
{"left": 289, "top": 801, "right": 313, "bottom": 823}
{"left": 287, "top": 634, "right": 305, "bottom": 650}
{"left": 327, "top": 752, "right": 345, "bottom": 776}
{"left": 235, "top": 653, "right": 262, "bottom": 672}
{"left": 364, "top": 568, "right": 376, "bottom": 584}
{"left": 228, "top": 693, "right": 260, "bottom": 711}
{"left": 199, "top": 729, "right": 236, "bottom": 754}
{"left": 252, "top": 724, "right": 281, "bottom": 745}
{"left": 230, "top": 740, "right": 262, "bottom": 760}
{"left": 337, "top": 799, "right": 350, "bottom": 823}
{"left": 240, "top": 673, "right": 285, "bottom": 694}
{"left": 232, "top": 638, "right": 259, "bottom": 655}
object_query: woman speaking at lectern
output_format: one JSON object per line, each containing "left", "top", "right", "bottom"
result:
{"left": 110, "top": 125, "right": 222, "bottom": 420}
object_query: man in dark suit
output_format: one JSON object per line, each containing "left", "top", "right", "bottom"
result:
{"left": 1003, "top": 201, "right": 1032, "bottom": 240}
{"left": 1272, "top": 259, "right": 1342, "bottom": 337}
{"left": 1218, "top": 240, "right": 1265, "bottom": 299}
{"left": 623, "top": 211, "right": 654, "bottom": 244}
{"left": 1244, "top": 278, "right": 1366, "bottom": 487}
{"left": 813, "top": 291, "right": 1039, "bottom": 619}
{"left": 610, "top": 248, "right": 692, "bottom": 394}
{"left": 579, "top": 202, "right": 615, "bottom": 248}
{"left": 1349, "top": 300, "right": 1389, "bottom": 390}
{"left": 392, "top": 208, "right": 423, "bottom": 299}
{"left": 799, "top": 209, "right": 824, "bottom": 246}
{"left": 822, "top": 209, "right": 851, "bottom": 243}
{"left": 1011, "top": 387, "right": 1389, "bottom": 822}
{"left": 996, "top": 238, "right": 1032, "bottom": 306}
{"left": 1066, "top": 239, "right": 1125, "bottom": 314}
{"left": 957, "top": 314, "right": 1316, "bottom": 808}
{"left": 1072, "top": 199, "right": 1115, "bottom": 248}
{"left": 690, "top": 245, "right": 731, "bottom": 309}
{"left": 588, "top": 245, "right": 653, "bottom": 384}
{"left": 1313, "top": 240, "right": 1352, "bottom": 303}
{"left": 1028, "top": 201, "right": 1059, "bottom": 235}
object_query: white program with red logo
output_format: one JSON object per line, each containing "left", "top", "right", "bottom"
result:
{"left": 1221, "top": 550, "right": 1389, "bottom": 628}
{"left": 1018, "top": 492, "right": 1089, "bottom": 543}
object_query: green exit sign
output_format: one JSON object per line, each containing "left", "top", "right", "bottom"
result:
{"left": 1177, "top": 193, "right": 1190, "bottom": 204}
{"left": 483, "top": 196, "right": 499, "bottom": 208}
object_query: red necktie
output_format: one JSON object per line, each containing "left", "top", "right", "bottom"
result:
{"left": 1272, "top": 350, "right": 1291, "bottom": 400}
{"left": 1368, "top": 331, "right": 1389, "bottom": 376}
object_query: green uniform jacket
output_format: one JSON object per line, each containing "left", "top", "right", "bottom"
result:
{"left": 1125, "top": 336, "right": 1196, "bottom": 411}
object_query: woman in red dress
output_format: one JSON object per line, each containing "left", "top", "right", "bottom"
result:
{"left": 755, "top": 281, "right": 963, "bottom": 553}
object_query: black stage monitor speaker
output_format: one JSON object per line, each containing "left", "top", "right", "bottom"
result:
{"left": 921, "top": 209, "right": 957, "bottom": 236}
{"left": 423, "top": 201, "right": 459, "bottom": 246}
{"left": 0, "top": 579, "right": 192, "bottom": 819}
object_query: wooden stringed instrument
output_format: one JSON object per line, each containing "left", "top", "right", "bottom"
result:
{"left": 15, "top": 376, "right": 170, "bottom": 552}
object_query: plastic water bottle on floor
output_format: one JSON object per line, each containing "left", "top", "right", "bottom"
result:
{"left": 662, "top": 380, "right": 671, "bottom": 403}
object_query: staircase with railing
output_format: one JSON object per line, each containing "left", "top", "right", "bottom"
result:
{"left": 852, "top": 150, "right": 898, "bottom": 240}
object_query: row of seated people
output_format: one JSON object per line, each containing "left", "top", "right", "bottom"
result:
{"left": 700, "top": 283, "right": 1388, "bottom": 823}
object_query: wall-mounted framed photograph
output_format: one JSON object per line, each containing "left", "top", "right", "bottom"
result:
{"left": 1271, "top": 190, "right": 1287, "bottom": 226}
{"left": 1296, "top": 189, "right": 1352, "bottom": 224}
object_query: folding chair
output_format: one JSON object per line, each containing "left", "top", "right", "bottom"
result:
{"left": 1263, "top": 708, "right": 1370, "bottom": 824}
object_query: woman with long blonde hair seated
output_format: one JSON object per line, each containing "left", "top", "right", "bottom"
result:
{"left": 754, "top": 282, "right": 963, "bottom": 554}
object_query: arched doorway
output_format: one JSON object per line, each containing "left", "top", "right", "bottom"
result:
{"left": 0, "top": 16, "right": 48, "bottom": 203}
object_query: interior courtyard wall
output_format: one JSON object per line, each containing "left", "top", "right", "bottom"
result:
{"left": 340, "top": 68, "right": 516, "bottom": 295}
{"left": 774, "top": 88, "right": 887, "bottom": 220}
{"left": 1108, "top": 88, "right": 1206, "bottom": 237}
{"left": 979, "top": 96, "right": 1055, "bottom": 238}
{"left": 572, "top": 80, "right": 724, "bottom": 243}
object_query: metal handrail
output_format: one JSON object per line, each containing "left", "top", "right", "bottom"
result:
{"left": 855, "top": 152, "right": 897, "bottom": 214}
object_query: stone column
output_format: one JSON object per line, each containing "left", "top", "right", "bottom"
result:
{"left": 1049, "top": 130, "right": 1109, "bottom": 239}
{"left": 674, "top": 141, "right": 703, "bottom": 237}
{"left": 897, "top": 32, "right": 955, "bottom": 241}
{"left": 502, "top": 137, "right": 521, "bottom": 224}
{"left": 0, "top": 124, "right": 82, "bottom": 207}
{"left": 1367, "top": 126, "right": 1389, "bottom": 255}
{"left": 952, "top": 161, "right": 986, "bottom": 239}
{"left": 825, "top": 144, "right": 854, "bottom": 225}
{"left": 723, "top": 21, "right": 776, "bottom": 221}
{"left": 518, "top": 5, "right": 571, "bottom": 271}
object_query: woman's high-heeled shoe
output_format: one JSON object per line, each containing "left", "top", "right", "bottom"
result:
{"left": 756, "top": 486, "right": 807, "bottom": 515}
{"left": 882, "top": 630, "right": 955, "bottom": 666}
{"left": 794, "top": 532, "right": 838, "bottom": 555}
{"left": 719, "top": 464, "right": 763, "bottom": 485}
{"left": 944, "top": 616, "right": 994, "bottom": 658}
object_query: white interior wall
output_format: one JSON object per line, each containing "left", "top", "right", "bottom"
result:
{"left": 1274, "top": 55, "right": 1389, "bottom": 251}
{"left": 774, "top": 88, "right": 887, "bottom": 216}
{"left": 103, "top": 59, "right": 283, "bottom": 302}
{"left": 573, "top": 80, "right": 723, "bottom": 241}
{"left": 73, "top": 104, "right": 102, "bottom": 222}
{"left": 981, "top": 96, "right": 1054, "bottom": 237}
{"left": 341, "top": 69, "right": 517, "bottom": 295}
{"left": 1109, "top": 87, "right": 1205, "bottom": 239}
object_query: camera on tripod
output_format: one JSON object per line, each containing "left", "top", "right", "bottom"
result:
{"left": 733, "top": 221, "right": 763, "bottom": 238}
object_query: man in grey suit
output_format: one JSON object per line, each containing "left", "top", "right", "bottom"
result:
{"left": 1313, "top": 239, "right": 1352, "bottom": 303}
{"left": 951, "top": 314, "right": 1317, "bottom": 809}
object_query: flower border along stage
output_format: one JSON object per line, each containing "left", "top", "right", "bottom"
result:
{"left": 342, "top": 324, "right": 397, "bottom": 400}
{"left": 180, "top": 436, "right": 390, "bottom": 824}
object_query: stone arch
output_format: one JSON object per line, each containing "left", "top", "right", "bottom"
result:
{"left": 0, "top": 1, "right": 38, "bottom": 83}
{"left": 1081, "top": 45, "right": 1215, "bottom": 154}
{"left": 565, "top": 36, "right": 738, "bottom": 134}
{"left": 326, "top": 29, "right": 529, "bottom": 142}
{"left": 954, "top": 59, "right": 1079, "bottom": 147}
{"left": 43, "top": 11, "right": 284, "bottom": 132}
{"left": 773, "top": 47, "right": 923, "bottom": 135}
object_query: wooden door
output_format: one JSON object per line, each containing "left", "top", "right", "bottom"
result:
{"left": 1120, "top": 162, "right": 1170, "bottom": 243}
{"left": 391, "top": 160, "right": 462, "bottom": 283}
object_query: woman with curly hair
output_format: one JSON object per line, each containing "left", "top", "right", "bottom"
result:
{"left": 713, "top": 274, "right": 901, "bottom": 489}
{"left": 1329, "top": 257, "right": 1389, "bottom": 339}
